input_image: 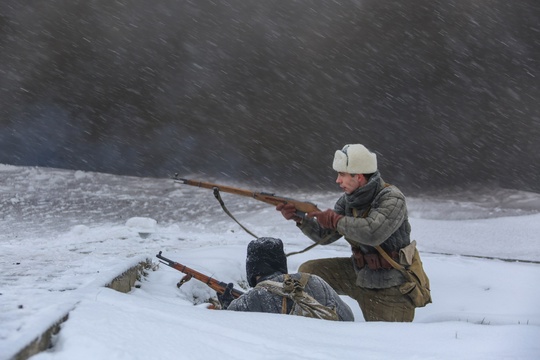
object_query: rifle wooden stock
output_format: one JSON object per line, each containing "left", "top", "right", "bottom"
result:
{"left": 156, "top": 251, "right": 244, "bottom": 298}
{"left": 174, "top": 176, "right": 321, "bottom": 213}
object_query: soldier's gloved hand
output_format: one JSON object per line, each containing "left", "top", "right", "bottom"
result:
{"left": 276, "top": 203, "right": 302, "bottom": 223}
{"left": 217, "top": 283, "right": 235, "bottom": 310}
{"left": 308, "top": 209, "right": 344, "bottom": 230}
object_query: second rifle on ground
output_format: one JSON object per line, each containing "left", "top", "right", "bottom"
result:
{"left": 156, "top": 251, "right": 244, "bottom": 299}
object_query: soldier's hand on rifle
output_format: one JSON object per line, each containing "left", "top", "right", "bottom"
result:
{"left": 276, "top": 203, "right": 302, "bottom": 223}
{"left": 308, "top": 209, "right": 344, "bottom": 230}
{"left": 217, "top": 283, "right": 235, "bottom": 310}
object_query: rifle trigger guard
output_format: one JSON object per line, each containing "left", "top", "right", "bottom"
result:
{"left": 177, "top": 274, "right": 193, "bottom": 288}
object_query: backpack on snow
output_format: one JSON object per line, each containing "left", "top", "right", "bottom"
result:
{"left": 256, "top": 273, "right": 339, "bottom": 321}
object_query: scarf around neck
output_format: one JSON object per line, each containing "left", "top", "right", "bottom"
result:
{"left": 343, "top": 171, "right": 383, "bottom": 215}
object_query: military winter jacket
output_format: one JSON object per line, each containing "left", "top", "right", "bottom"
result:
{"left": 298, "top": 171, "right": 411, "bottom": 289}
{"left": 226, "top": 272, "right": 355, "bottom": 321}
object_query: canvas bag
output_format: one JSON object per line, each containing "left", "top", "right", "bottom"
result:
{"left": 375, "top": 240, "right": 432, "bottom": 307}
{"left": 256, "top": 273, "right": 339, "bottom": 321}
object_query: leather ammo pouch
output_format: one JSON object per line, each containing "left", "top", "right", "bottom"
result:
{"left": 376, "top": 241, "right": 432, "bottom": 308}
{"left": 352, "top": 247, "right": 398, "bottom": 270}
{"left": 364, "top": 254, "right": 381, "bottom": 270}
{"left": 351, "top": 247, "right": 365, "bottom": 268}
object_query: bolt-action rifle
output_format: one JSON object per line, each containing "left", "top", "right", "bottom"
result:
{"left": 156, "top": 251, "right": 244, "bottom": 299}
{"left": 173, "top": 175, "right": 321, "bottom": 214}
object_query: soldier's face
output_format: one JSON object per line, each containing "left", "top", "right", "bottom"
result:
{"left": 336, "top": 173, "right": 367, "bottom": 194}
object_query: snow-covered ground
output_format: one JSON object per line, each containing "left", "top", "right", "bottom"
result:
{"left": 1, "top": 165, "right": 539, "bottom": 360}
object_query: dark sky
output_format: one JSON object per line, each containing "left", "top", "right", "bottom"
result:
{"left": 1, "top": 0, "right": 539, "bottom": 194}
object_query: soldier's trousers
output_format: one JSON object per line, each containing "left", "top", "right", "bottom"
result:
{"left": 298, "top": 257, "right": 415, "bottom": 322}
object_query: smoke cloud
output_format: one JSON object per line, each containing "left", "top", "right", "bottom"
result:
{"left": 1, "top": 1, "right": 539, "bottom": 193}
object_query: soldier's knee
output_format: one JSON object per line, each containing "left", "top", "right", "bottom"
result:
{"left": 298, "top": 260, "right": 318, "bottom": 274}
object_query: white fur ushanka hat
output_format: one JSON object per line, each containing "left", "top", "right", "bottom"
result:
{"left": 332, "top": 144, "right": 377, "bottom": 174}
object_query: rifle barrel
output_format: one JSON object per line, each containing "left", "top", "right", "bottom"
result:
{"left": 173, "top": 176, "right": 320, "bottom": 213}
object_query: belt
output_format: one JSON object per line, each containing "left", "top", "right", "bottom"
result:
{"left": 351, "top": 247, "right": 399, "bottom": 270}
